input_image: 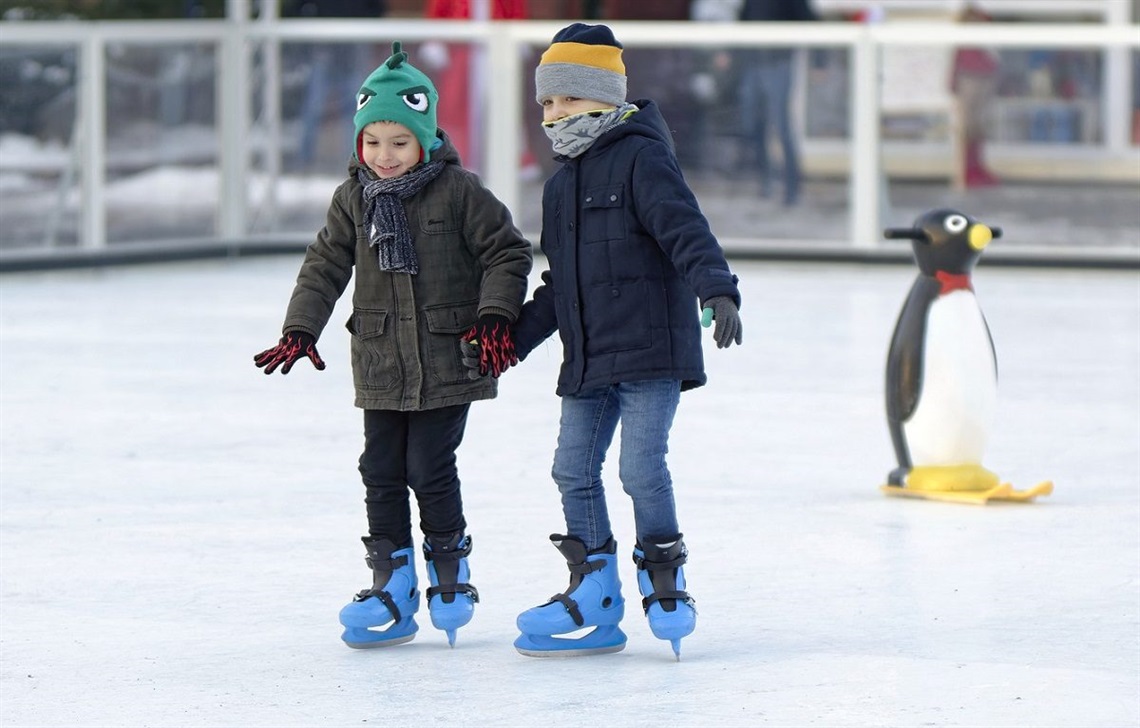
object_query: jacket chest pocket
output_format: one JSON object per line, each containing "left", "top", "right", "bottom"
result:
{"left": 418, "top": 206, "right": 460, "bottom": 236}
{"left": 581, "top": 184, "right": 624, "bottom": 244}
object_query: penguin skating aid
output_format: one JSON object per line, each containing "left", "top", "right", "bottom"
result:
{"left": 880, "top": 209, "right": 1052, "bottom": 504}
{"left": 880, "top": 478, "right": 1053, "bottom": 504}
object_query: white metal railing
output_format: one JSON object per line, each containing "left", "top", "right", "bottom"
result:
{"left": 1, "top": 16, "right": 1137, "bottom": 256}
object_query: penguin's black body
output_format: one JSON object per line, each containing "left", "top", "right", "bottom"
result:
{"left": 883, "top": 209, "right": 1000, "bottom": 489}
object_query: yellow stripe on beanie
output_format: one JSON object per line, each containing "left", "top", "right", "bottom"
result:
{"left": 540, "top": 41, "right": 625, "bottom": 75}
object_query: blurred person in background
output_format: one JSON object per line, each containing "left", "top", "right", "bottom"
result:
{"left": 422, "top": 0, "right": 530, "bottom": 173}
{"left": 600, "top": 0, "right": 699, "bottom": 166}
{"left": 688, "top": 0, "right": 743, "bottom": 173}
{"left": 950, "top": 3, "right": 1001, "bottom": 187}
{"left": 286, "top": 0, "right": 387, "bottom": 170}
{"left": 735, "top": 0, "right": 818, "bottom": 206}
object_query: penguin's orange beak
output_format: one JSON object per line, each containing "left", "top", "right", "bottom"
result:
{"left": 968, "top": 224, "right": 994, "bottom": 251}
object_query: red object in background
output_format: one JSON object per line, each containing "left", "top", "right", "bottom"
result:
{"left": 425, "top": 0, "right": 528, "bottom": 167}
{"left": 951, "top": 48, "right": 999, "bottom": 90}
{"left": 426, "top": 0, "right": 526, "bottom": 16}
{"left": 603, "top": 0, "right": 688, "bottom": 20}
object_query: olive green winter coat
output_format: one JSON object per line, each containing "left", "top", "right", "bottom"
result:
{"left": 280, "top": 132, "right": 533, "bottom": 411}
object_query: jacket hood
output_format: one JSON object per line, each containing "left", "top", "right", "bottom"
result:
{"left": 587, "top": 99, "right": 676, "bottom": 157}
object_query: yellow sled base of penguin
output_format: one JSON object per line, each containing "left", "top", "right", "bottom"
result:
{"left": 881, "top": 464, "right": 1053, "bottom": 504}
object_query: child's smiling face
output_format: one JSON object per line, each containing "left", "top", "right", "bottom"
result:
{"left": 359, "top": 121, "right": 422, "bottom": 179}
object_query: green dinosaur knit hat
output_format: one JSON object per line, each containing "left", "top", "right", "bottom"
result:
{"left": 353, "top": 42, "right": 440, "bottom": 163}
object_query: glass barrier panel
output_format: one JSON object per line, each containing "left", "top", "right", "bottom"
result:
{"left": 993, "top": 47, "right": 1103, "bottom": 144}
{"left": 0, "top": 45, "right": 81, "bottom": 251}
{"left": 103, "top": 41, "right": 219, "bottom": 245}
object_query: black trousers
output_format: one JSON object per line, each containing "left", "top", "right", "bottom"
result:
{"left": 358, "top": 404, "right": 470, "bottom": 548}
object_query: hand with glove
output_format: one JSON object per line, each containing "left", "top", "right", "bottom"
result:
{"left": 254, "top": 331, "right": 326, "bottom": 375}
{"left": 459, "top": 339, "right": 483, "bottom": 380}
{"left": 461, "top": 314, "right": 517, "bottom": 379}
{"left": 700, "top": 296, "right": 743, "bottom": 349}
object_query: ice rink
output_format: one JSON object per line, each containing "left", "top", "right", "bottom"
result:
{"left": 1, "top": 255, "right": 1138, "bottom": 727}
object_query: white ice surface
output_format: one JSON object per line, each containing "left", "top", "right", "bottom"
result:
{"left": 1, "top": 258, "right": 1138, "bottom": 727}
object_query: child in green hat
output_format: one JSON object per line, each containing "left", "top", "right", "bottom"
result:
{"left": 255, "top": 42, "right": 532, "bottom": 649}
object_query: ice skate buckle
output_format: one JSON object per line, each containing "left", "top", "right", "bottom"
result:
{"left": 352, "top": 587, "right": 405, "bottom": 621}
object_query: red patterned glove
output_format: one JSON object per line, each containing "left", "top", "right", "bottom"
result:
{"left": 462, "top": 314, "right": 516, "bottom": 379}
{"left": 254, "top": 331, "right": 326, "bottom": 375}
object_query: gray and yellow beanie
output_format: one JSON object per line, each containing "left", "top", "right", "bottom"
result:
{"left": 534, "top": 23, "right": 627, "bottom": 107}
{"left": 353, "top": 42, "right": 440, "bottom": 162}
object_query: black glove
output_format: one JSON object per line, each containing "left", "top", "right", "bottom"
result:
{"left": 254, "top": 331, "right": 326, "bottom": 375}
{"left": 702, "top": 296, "right": 742, "bottom": 349}
{"left": 462, "top": 314, "right": 516, "bottom": 378}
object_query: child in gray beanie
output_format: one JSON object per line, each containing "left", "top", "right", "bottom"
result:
{"left": 496, "top": 22, "right": 744, "bottom": 660}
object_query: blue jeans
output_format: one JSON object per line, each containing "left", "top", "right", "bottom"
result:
{"left": 551, "top": 380, "right": 682, "bottom": 551}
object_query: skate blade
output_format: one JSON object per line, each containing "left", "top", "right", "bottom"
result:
{"left": 342, "top": 631, "right": 416, "bottom": 649}
{"left": 514, "top": 642, "right": 626, "bottom": 658}
{"left": 340, "top": 617, "right": 418, "bottom": 649}
{"left": 514, "top": 626, "right": 627, "bottom": 657}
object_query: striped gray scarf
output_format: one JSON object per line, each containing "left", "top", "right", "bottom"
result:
{"left": 357, "top": 160, "right": 446, "bottom": 274}
{"left": 542, "top": 103, "right": 639, "bottom": 159}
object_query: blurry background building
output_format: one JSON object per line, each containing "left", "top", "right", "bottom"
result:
{"left": 0, "top": 0, "right": 1137, "bottom": 267}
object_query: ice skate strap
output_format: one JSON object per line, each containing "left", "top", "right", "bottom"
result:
{"left": 423, "top": 537, "right": 473, "bottom": 563}
{"left": 427, "top": 583, "right": 480, "bottom": 602}
{"left": 633, "top": 553, "right": 686, "bottom": 571}
{"left": 364, "top": 553, "right": 410, "bottom": 571}
{"left": 551, "top": 594, "right": 585, "bottom": 627}
{"left": 569, "top": 560, "right": 605, "bottom": 575}
{"left": 641, "top": 590, "right": 694, "bottom": 611}
{"left": 354, "top": 588, "right": 404, "bottom": 622}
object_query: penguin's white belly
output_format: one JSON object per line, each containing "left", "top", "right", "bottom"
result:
{"left": 904, "top": 292, "right": 996, "bottom": 466}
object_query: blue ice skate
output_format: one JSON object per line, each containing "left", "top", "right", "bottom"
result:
{"left": 423, "top": 531, "right": 479, "bottom": 647}
{"left": 338, "top": 538, "right": 420, "bottom": 649}
{"left": 633, "top": 536, "right": 697, "bottom": 660}
{"left": 514, "top": 535, "right": 626, "bottom": 657}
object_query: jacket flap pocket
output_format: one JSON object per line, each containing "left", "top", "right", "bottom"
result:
{"left": 346, "top": 309, "right": 388, "bottom": 340}
{"left": 583, "top": 185, "right": 623, "bottom": 209}
{"left": 424, "top": 300, "right": 478, "bottom": 335}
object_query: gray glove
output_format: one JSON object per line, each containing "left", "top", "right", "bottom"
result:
{"left": 702, "top": 296, "right": 742, "bottom": 349}
{"left": 459, "top": 339, "right": 484, "bottom": 380}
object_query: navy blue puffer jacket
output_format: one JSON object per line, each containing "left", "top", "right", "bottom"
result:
{"left": 513, "top": 100, "right": 741, "bottom": 396}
